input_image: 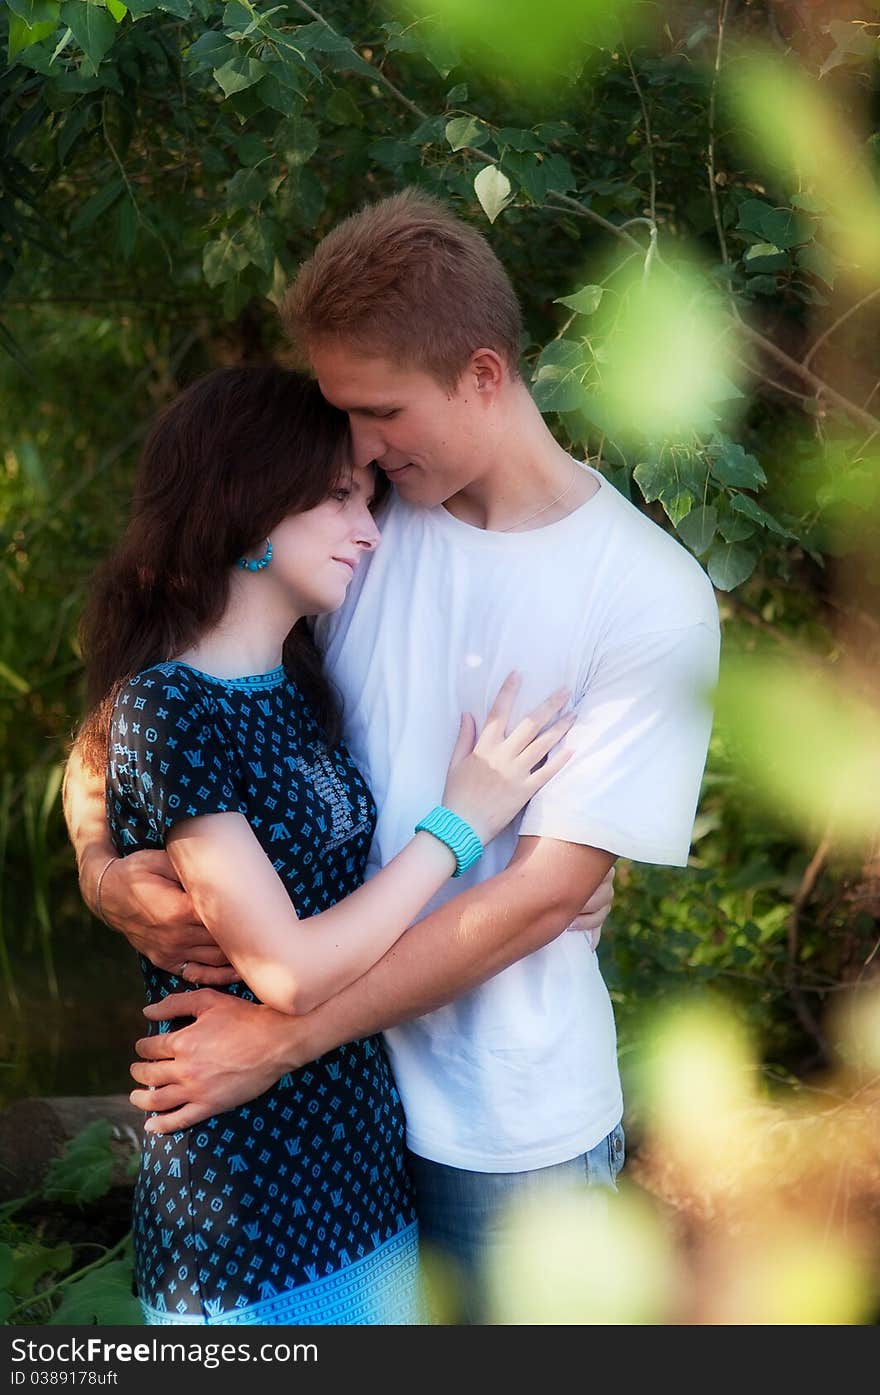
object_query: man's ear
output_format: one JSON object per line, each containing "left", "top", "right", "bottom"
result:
{"left": 465, "top": 348, "right": 506, "bottom": 398}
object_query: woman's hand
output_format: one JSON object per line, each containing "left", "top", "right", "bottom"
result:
{"left": 441, "top": 671, "right": 575, "bottom": 845}
{"left": 567, "top": 864, "right": 616, "bottom": 950}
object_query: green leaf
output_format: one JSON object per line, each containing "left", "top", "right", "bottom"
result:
{"left": 736, "top": 199, "right": 809, "bottom": 249}
{"left": 368, "top": 137, "right": 416, "bottom": 171}
{"left": 203, "top": 233, "right": 251, "bottom": 287}
{"left": 60, "top": 1, "right": 116, "bottom": 71}
{"left": 43, "top": 1120, "right": 117, "bottom": 1204}
{"left": 213, "top": 54, "right": 267, "bottom": 98}
{"left": 445, "top": 115, "right": 488, "bottom": 152}
{"left": 411, "top": 115, "right": 447, "bottom": 144}
{"left": 226, "top": 166, "right": 271, "bottom": 210}
{"left": 502, "top": 151, "right": 547, "bottom": 204}
{"left": 186, "top": 32, "right": 235, "bottom": 67}
{"left": 0, "top": 1245, "right": 13, "bottom": 1288}
{"left": 7, "top": 0, "right": 59, "bottom": 22}
{"left": 446, "top": 82, "right": 467, "bottom": 103}
{"left": 662, "top": 491, "right": 695, "bottom": 526}
{"left": 497, "top": 127, "right": 544, "bottom": 152}
{"left": 676, "top": 504, "right": 717, "bottom": 556}
{"left": 222, "top": 0, "right": 253, "bottom": 27}
{"left": 70, "top": 176, "right": 124, "bottom": 233}
{"left": 105, "top": 0, "right": 127, "bottom": 20}
{"left": 532, "top": 339, "right": 588, "bottom": 413}
{"left": 240, "top": 217, "right": 278, "bottom": 274}
{"left": 382, "top": 21, "right": 422, "bottom": 55}
{"left": 8, "top": 15, "right": 58, "bottom": 61}
{"left": 716, "top": 503, "right": 755, "bottom": 543}
{"left": 706, "top": 541, "right": 758, "bottom": 591}
{"left": 797, "top": 241, "right": 837, "bottom": 289}
{"left": 292, "top": 21, "right": 352, "bottom": 54}
{"left": 744, "top": 242, "right": 787, "bottom": 273}
{"left": 633, "top": 458, "right": 667, "bottom": 504}
{"left": 287, "top": 166, "right": 329, "bottom": 228}
{"left": 258, "top": 72, "right": 302, "bottom": 116}
{"left": 57, "top": 103, "right": 93, "bottom": 164}
{"left": 114, "top": 196, "right": 137, "bottom": 260}
{"left": 708, "top": 440, "right": 767, "bottom": 490}
{"left": 474, "top": 164, "right": 513, "bottom": 223}
{"left": 49, "top": 1255, "right": 141, "bottom": 1325}
{"left": 235, "top": 132, "right": 268, "bottom": 166}
{"left": 10, "top": 1243, "right": 72, "bottom": 1296}
{"left": 555, "top": 285, "right": 603, "bottom": 315}
{"left": 422, "top": 29, "right": 460, "bottom": 77}
{"left": 542, "top": 153, "right": 576, "bottom": 195}
{"left": 730, "top": 493, "right": 794, "bottom": 538}
{"left": 745, "top": 275, "right": 779, "bottom": 297}
{"left": 325, "top": 87, "right": 363, "bottom": 128}
{"left": 279, "top": 116, "right": 318, "bottom": 168}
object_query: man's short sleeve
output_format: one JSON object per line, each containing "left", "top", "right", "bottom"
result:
{"left": 518, "top": 621, "right": 720, "bottom": 866}
{"left": 108, "top": 669, "right": 247, "bottom": 849}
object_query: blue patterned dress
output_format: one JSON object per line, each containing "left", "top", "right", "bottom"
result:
{"left": 107, "top": 661, "right": 420, "bottom": 1325}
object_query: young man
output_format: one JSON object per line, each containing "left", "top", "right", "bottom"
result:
{"left": 65, "top": 190, "right": 719, "bottom": 1320}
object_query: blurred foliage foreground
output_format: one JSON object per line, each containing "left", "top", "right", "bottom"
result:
{"left": 1, "top": 0, "right": 880, "bottom": 1323}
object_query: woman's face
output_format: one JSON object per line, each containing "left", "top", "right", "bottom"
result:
{"left": 242, "top": 464, "right": 381, "bottom": 617}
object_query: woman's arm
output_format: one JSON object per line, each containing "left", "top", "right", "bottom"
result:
{"left": 167, "top": 680, "right": 575, "bottom": 1015}
{"left": 62, "top": 741, "right": 234, "bottom": 980}
{"left": 167, "top": 812, "right": 457, "bottom": 1014}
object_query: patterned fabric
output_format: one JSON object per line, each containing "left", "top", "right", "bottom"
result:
{"left": 107, "top": 661, "right": 420, "bottom": 1325}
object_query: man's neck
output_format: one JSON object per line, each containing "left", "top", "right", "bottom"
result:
{"left": 443, "top": 400, "right": 599, "bottom": 532}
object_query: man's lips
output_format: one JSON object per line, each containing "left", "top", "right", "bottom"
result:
{"left": 382, "top": 463, "right": 414, "bottom": 478}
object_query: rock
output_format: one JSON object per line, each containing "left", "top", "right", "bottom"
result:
{"left": 0, "top": 1095, "right": 142, "bottom": 1202}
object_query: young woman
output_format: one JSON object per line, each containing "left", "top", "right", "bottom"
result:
{"left": 78, "top": 363, "right": 574, "bottom": 1326}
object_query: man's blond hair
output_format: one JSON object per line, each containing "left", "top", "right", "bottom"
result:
{"left": 283, "top": 189, "right": 522, "bottom": 389}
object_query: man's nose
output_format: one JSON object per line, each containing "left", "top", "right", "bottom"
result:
{"left": 349, "top": 419, "right": 384, "bottom": 468}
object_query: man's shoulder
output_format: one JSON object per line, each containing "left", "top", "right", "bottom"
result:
{"left": 587, "top": 473, "right": 718, "bottom": 627}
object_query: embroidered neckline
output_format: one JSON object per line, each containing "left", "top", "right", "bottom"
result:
{"left": 158, "top": 661, "right": 287, "bottom": 691}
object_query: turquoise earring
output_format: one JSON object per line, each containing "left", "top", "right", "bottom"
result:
{"left": 237, "top": 539, "right": 272, "bottom": 573}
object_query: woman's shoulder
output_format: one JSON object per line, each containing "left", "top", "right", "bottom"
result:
{"left": 112, "top": 661, "right": 217, "bottom": 727}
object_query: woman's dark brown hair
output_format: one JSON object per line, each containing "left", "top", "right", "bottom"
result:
{"left": 79, "top": 363, "right": 354, "bottom": 772}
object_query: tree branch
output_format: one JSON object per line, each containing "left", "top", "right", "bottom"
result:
{"left": 290, "top": 0, "right": 427, "bottom": 120}
{"left": 802, "top": 286, "right": 880, "bottom": 370}
{"left": 624, "top": 44, "right": 656, "bottom": 224}
{"left": 289, "top": 0, "right": 880, "bottom": 437}
{"left": 786, "top": 829, "right": 833, "bottom": 1060}
{"left": 737, "top": 322, "right": 880, "bottom": 435}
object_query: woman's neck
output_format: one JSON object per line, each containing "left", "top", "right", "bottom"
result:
{"left": 175, "top": 575, "right": 302, "bottom": 680}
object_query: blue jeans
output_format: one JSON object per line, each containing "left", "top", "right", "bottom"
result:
{"left": 407, "top": 1122, "right": 626, "bottom": 1324}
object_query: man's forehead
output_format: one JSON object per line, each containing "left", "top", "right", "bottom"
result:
{"left": 310, "top": 343, "right": 411, "bottom": 409}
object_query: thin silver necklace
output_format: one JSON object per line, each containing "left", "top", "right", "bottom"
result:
{"left": 498, "top": 461, "right": 579, "bottom": 533}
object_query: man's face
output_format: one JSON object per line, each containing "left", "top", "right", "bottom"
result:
{"left": 310, "top": 341, "right": 487, "bottom": 508}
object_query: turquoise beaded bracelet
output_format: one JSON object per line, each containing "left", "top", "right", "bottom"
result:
{"left": 414, "top": 805, "right": 484, "bottom": 878}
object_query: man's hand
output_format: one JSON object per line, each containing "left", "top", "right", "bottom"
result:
{"left": 567, "top": 863, "right": 615, "bottom": 950}
{"left": 130, "top": 989, "right": 304, "bottom": 1133}
{"left": 102, "top": 851, "right": 238, "bottom": 984}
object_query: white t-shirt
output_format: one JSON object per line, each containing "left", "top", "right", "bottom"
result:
{"left": 315, "top": 463, "right": 720, "bottom": 1172}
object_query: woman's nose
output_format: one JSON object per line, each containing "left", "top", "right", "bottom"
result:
{"left": 356, "top": 509, "right": 382, "bottom": 552}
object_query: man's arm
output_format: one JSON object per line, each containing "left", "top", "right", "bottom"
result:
{"left": 63, "top": 741, "right": 236, "bottom": 980}
{"left": 131, "top": 835, "right": 615, "bottom": 1132}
